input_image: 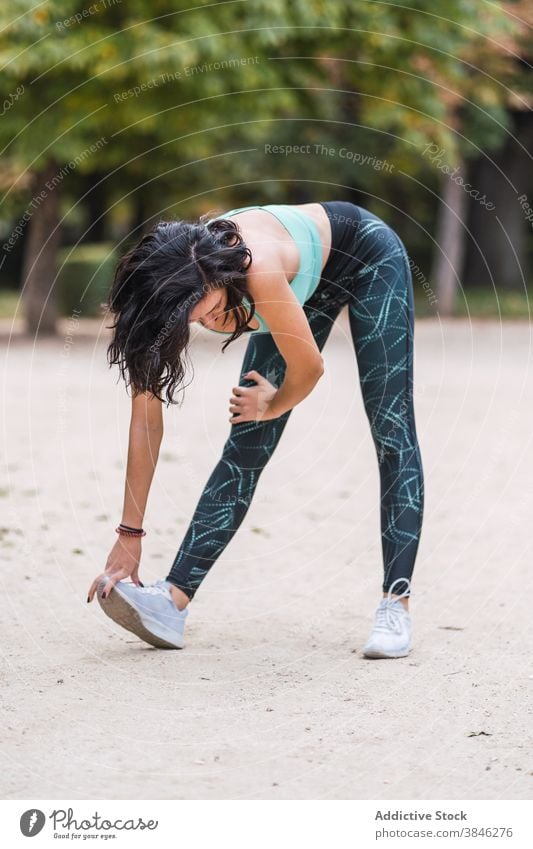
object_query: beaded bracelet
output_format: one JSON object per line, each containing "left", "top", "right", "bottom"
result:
{"left": 115, "top": 523, "right": 146, "bottom": 537}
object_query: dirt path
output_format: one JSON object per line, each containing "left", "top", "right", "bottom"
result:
{"left": 1, "top": 313, "right": 531, "bottom": 799}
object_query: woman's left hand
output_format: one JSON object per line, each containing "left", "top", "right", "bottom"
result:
{"left": 229, "top": 370, "right": 279, "bottom": 423}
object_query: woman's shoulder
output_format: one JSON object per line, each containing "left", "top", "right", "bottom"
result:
{"left": 246, "top": 250, "right": 291, "bottom": 292}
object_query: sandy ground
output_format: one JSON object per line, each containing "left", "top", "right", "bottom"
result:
{"left": 0, "top": 310, "right": 532, "bottom": 800}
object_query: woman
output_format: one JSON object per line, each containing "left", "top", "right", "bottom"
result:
{"left": 87, "top": 200, "right": 424, "bottom": 659}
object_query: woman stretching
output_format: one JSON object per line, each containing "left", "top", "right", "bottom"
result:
{"left": 87, "top": 200, "right": 424, "bottom": 659}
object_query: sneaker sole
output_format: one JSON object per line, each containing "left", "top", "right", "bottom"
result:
{"left": 363, "top": 647, "right": 411, "bottom": 659}
{"left": 97, "top": 579, "right": 184, "bottom": 649}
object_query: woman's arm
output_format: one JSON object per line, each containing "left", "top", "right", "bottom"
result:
{"left": 121, "top": 390, "right": 164, "bottom": 527}
{"left": 229, "top": 270, "right": 324, "bottom": 423}
{"left": 87, "top": 391, "right": 163, "bottom": 601}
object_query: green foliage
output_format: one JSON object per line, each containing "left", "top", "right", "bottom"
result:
{"left": 0, "top": 289, "right": 20, "bottom": 318}
{"left": 415, "top": 284, "right": 533, "bottom": 320}
{"left": 0, "top": 0, "right": 525, "bottom": 221}
{"left": 56, "top": 242, "right": 117, "bottom": 316}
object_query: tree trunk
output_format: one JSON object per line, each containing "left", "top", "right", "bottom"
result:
{"left": 79, "top": 171, "right": 107, "bottom": 243}
{"left": 464, "top": 110, "right": 533, "bottom": 289}
{"left": 131, "top": 190, "right": 158, "bottom": 237}
{"left": 21, "top": 161, "right": 61, "bottom": 336}
{"left": 431, "top": 157, "right": 468, "bottom": 316}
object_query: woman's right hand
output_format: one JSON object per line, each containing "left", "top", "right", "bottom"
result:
{"left": 87, "top": 534, "right": 144, "bottom": 603}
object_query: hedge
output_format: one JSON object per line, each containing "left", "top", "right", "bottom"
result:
{"left": 56, "top": 242, "right": 117, "bottom": 317}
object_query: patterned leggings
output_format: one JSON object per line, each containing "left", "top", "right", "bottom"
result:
{"left": 167, "top": 201, "right": 424, "bottom": 600}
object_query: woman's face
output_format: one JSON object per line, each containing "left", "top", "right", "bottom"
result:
{"left": 189, "top": 287, "right": 228, "bottom": 329}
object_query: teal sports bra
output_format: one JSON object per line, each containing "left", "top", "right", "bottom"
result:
{"left": 203, "top": 204, "right": 324, "bottom": 334}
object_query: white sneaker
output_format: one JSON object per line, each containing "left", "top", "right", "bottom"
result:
{"left": 362, "top": 579, "right": 412, "bottom": 659}
{"left": 97, "top": 577, "right": 188, "bottom": 649}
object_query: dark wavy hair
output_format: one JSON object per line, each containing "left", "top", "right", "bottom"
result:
{"left": 105, "top": 214, "right": 254, "bottom": 405}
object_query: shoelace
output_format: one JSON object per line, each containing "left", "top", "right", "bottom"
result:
{"left": 133, "top": 581, "right": 189, "bottom": 622}
{"left": 374, "top": 602, "right": 404, "bottom": 634}
{"left": 373, "top": 578, "right": 411, "bottom": 634}
{"left": 137, "top": 582, "right": 170, "bottom": 598}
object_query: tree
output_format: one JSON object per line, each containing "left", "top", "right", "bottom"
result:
{"left": 0, "top": 0, "right": 526, "bottom": 331}
{"left": 0, "top": 0, "right": 343, "bottom": 333}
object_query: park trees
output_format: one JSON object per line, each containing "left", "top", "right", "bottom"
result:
{"left": 0, "top": 0, "right": 528, "bottom": 332}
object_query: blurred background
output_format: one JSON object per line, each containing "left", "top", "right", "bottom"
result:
{"left": 0, "top": 0, "right": 531, "bottom": 332}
